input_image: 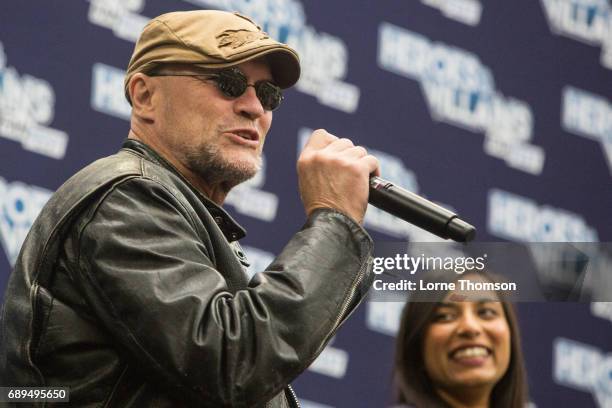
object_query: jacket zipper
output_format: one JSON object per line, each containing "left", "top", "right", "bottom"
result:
{"left": 269, "top": 243, "right": 372, "bottom": 408}
{"left": 286, "top": 384, "right": 300, "bottom": 408}
{"left": 313, "top": 250, "right": 371, "bottom": 358}
{"left": 264, "top": 384, "right": 300, "bottom": 408}
{"left": 284, "top": 253, "right": 369, "bottom": 408}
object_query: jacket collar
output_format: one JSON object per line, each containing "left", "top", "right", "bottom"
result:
{"left": 121, "top": 138, "right": 247, "bottom": 242}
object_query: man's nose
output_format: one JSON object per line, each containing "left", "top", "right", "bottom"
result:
{"left": 234, "top": 85, "right": 265, "bottom": 120}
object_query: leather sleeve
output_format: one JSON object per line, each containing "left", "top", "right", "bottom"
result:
{"left": 74, "top": 177, "right": 374, "bottom": 406}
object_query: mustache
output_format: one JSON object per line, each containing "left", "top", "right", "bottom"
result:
{"left": 218, "top": 121, "right": 258, "bottom": 131}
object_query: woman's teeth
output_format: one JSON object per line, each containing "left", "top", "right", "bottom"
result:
{"left": 453, "top": 346, "right": 489, "bottom": 359}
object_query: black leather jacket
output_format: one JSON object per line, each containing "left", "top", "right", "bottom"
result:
{"left": 0, "top": 139, "right": 374, "bottom": 407}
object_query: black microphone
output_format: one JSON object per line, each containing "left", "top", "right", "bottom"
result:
{"left": 368, "top": 176, "right": 476, "bottom": 242}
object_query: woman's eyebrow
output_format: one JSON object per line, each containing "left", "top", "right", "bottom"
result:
{"left": 476, "top": 298, "right": 501, "bottom": 305}
{"left": 436, "top": 302, "right": 459, "bottom": 309}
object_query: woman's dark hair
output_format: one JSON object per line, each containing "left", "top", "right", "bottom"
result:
{"left": 394, "top": 270, "right": 528, "bottom": 408}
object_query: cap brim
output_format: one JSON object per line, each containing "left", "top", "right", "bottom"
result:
{"left": 191, "top": 46, "right": 300, "bottom": 89}
{"left": 259, "top": 48, "right": 301, "bottom": 89}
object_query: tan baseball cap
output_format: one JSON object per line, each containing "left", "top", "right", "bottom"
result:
{"left": 124, "top": 10, "right": 301, "bottom": 104}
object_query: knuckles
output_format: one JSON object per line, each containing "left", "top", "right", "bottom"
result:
{"left": 336, "top": 138, "right": 354, "bottom": 147}
{"left": 299, "top": 132, "right": 377, "bottom": 177}
{"left": 312, "top": 128, "right": 335, "bottom": 142}
{"left": 298, "top": 150, "right": 369, "bottom": 175}
{"left": 353, "top": 146, "right": 368, "bottom": 157}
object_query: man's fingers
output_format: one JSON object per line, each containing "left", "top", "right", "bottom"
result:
{"left": 361, "top": 155, "right": 381, "bottom": 177}
{"left": 302, "top": 129, "right": 338, "bottom": 151}
{"left": 340, "top": 147, "right": 380, "bottom": 175}
{"left": 305, "top": 134, "right": 381, "bottom": 177}
{"left": 297, "top": 130, "right": 382, "bottom": 224}
{"left": 324, "top": 138, "right": 355, "bottom": 153}
{"left": 341, "top": 146, "right": 368, "bottom": 158}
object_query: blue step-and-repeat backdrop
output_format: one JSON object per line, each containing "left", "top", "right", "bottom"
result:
{"left": 1, "top": 1, "right": 611, "bottom": 407}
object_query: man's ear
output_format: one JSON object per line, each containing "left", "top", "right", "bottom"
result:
{"left": 129, "top": 73, "right": 157, "bottom": 121}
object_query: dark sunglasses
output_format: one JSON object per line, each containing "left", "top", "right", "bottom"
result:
{"left": 150, "top": 67, "right": 283, "bottom": 111}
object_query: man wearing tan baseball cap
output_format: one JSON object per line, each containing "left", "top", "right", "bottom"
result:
{"left": 124, "top": 10, "right": 301, "bottom": 103}
{"left": 2, "top": 9, "right": 379, "bottom": 407}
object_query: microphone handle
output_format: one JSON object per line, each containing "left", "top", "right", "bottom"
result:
{"left": 368, "top": 176, "right": 476, "bottom": 242}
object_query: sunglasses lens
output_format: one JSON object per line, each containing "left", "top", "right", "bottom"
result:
{"left": 256, "top": 82, "right": 283, "bottom": 111}
{"left": 214, "top": 68, "right": 283, "bottom": 111}
{"left": 215, "top": 70, "right": 247, "bottom": 98}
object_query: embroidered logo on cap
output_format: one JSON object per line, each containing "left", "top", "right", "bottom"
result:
{"left": 217, "top": 29, "right": 270, "bottom": 49}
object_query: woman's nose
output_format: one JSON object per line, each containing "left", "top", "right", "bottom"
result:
{"left": 456, "top": 311, "right": 482, "bottom": 338}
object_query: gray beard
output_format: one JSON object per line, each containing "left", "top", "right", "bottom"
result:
{"left": 182, "top": 143, "right": 261, "bottom": 190}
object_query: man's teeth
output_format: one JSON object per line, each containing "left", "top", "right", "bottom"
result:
{"left": 453, "top": 347, "right": 489, "bottom": 359}
{"left": 237, "top": 132, "right": 251, "bottom": 140}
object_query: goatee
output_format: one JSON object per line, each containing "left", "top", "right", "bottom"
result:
{"left": 183, "top": 143, "right": 261, "bottom": 191}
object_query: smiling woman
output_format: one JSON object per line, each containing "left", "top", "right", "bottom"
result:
{"left": 393, "top": 270, "right": 528, "bottom": 408}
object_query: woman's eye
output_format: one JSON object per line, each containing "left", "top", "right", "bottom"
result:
{"left": 479, "top": 308, "right": 498, "bottom": 318}
{"left": 433, "top": 312, "right": 455, "bottom": 322}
